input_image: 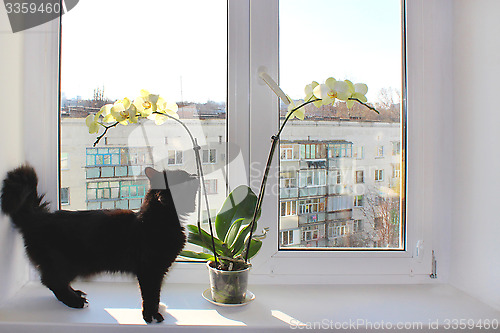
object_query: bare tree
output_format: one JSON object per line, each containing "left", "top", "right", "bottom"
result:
{"left": 359, "top": 186, "right": 401, "bottom": 248}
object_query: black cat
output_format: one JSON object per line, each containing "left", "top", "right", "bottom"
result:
{"left": 1, "top": 165, "right": 198, "bottom": 323}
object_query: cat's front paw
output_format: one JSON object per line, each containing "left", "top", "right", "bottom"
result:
{"left": 61, "top": 292, "right": 88, "bottom": 308}
{"left": 143, "top": 311, "right": 164, "bottom": 324}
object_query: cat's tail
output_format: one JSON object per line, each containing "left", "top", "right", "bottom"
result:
{"left": 1, "top": 165, "right": 49, "bottom": 227}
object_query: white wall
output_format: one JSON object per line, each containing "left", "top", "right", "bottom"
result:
{"left": 451, "top": 0, "right": 500, "bottom": 310}
{"left": 0, "top": 12, "right": 30, "bottom": 305}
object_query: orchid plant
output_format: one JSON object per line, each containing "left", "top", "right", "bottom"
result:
{"left": 85, "top": 76, "right": 378, "bottom": 272}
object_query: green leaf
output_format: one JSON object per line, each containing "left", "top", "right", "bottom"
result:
{"left": 186, "top": 224, "right": 231, "bottom": 257}
{"left": 179, "top": 250, "right": 215, "bottom": 262}
{"left": 215, "top": 185, "right": 259, "bottom": 241}
{"left": 224, "top": 218, "right": 245, "bottom": 248}
{"left": 231, "top": 222, "right": 258, "bottom": 256}
{"left": 246, "top": 239, "right": 263, "bottom": 260}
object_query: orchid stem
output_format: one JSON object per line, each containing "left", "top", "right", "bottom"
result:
{"left": 93, "top": 121, "right": 119, "bottom": 147}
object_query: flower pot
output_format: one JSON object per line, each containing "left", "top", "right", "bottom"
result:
{"left": 207, "top": 261, "right": 251, "bottom": 304}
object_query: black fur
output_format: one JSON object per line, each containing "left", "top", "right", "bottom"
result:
{"left": 1, "top": 165, "right": 198, "bottom": 323}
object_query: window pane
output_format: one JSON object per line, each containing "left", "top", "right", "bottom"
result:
{"left": 279, "top": 0, "right": 404, "bottom": 249}
{"left": 60, "top": 0, "right": 228, "bottom": 252}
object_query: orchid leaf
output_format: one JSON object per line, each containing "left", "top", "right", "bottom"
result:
{"left": 186, "top": 224, "right": 231, "bottom": 257}
{"left": 215, "top": 185, "right": 258, "bottom": 240}
{"left": 179, "top": 250, "right": 215, "bottom": 262}
{"left": 224, "top": 218, "right": 245, "bottom": 248}
{"left": 231, "top": 222, "right": 258, "bottom": 256}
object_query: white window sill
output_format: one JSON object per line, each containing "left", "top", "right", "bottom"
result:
{"left": 0, "top": 282, "right": 498, "bottom": 332}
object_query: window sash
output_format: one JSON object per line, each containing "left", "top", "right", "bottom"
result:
{"left": 24, "top": 0, "right": 439, "bottom": 282}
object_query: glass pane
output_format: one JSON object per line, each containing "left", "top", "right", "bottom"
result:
{"left": 60, "top": 0, "right": 228, "bottom": 248}
{"left": 279, "top": 0, "right": 404, "bottom": 249}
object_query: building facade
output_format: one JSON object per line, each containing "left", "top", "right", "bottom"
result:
{"left": 61, "top": 117, "right": 401, "bottom": 249}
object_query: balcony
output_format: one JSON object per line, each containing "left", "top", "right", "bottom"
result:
{"left": 299, "top": 159, "right": 327, "bottom": 170}
{"left": 299, "top": 186, "right": 327, "bottom": 197}
{"left": 298, "top": 212, "right": 326, "bottom": 225}
{"left": 280, "top": 187, "right": 299, "bottom": 199}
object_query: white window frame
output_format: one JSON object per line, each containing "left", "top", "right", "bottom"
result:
{"left": 375, "top": 169, "right": 384, "bottom": 182}
{"left": 280, "top": 230, "right": 294, "bottom": 246}
{"left": 60, "top": 187, "right": 70, "bottom": 206}
{"left": 354, "top": 195, "right": 364, "bottom": 208}
{"left": 353, "top": 145, "right": 364, "bottom": 159}
{"left": 23, "top": 0, "right": 440, "bottom": 284}
{"left": 279, "top": 146, "right": 293, "bottom": 160}
{"left": 203, "top": 179, "right": 218, "bottom": 195}
{"left": 331, "top": 169, "right": 342, "bottom": 185}
{"left": 167, "top": 149, "right": 183, "bottom": 166}
{"left": 393, "top": 163, "right": 401, "bottom": 178}
{"left": 60, "top": 152, "right": 69, "bottom": 170}
{"left": 376, "top": 145, "right": 385, "bottom": 158}
{"left": 280, "top": 200, "right": 296, "bottom": 217}
{"left": 355, "top": 170, "right": 365, "bottom": 184}
{"left": 298, "top": 169, "right": 326, "bottom": 187}
{"left": 201, "top": 148, "right": 217, "bottom": 164}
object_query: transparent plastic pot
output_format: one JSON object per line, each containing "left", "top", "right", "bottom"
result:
{"left": 207, "top": 261, "right": 251, "bottom": 304}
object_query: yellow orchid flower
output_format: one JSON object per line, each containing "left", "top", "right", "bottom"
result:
{"left": 313, "top": 77, "right": 336, "bottom": 105}
{"left": 304, "top": 81, "right": 323, "bottom": 108}
{"left": 110, "top": 98, "right": 135, "bottom": 125}
{"left": 149, "top": 99, "right": 179, "bottom": 125}
{"left": 85, "top": 114, "right": 100, "bottom": 134}
{"left": 313, "top": 77, "right": 351, "bottom": 106}
{"left": 286, "top": 98, "right": 306, "bottom": 120}
{"left": 345, "top": 80, "right": 369, "bottom": 108}
{"left": 134, "top": 89, "right": 162, "bottom": 117}
{"left": 97, "top": 104, "right": 116, "bottom": 123}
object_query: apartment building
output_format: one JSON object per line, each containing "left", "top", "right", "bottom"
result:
{"left": 60, "top": 117, "right": 401, "bottom": 249}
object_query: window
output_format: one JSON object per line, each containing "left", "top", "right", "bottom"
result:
{"left": 300, "top": 143, "right": 326, "bottom": 160}
{"left": 86, "top": 180, "right": 147, "bottom": 210}
{"left": 281, "top": 230, "right": 294, "bottom": 246}
{"left": 355, "top": 170, "right": 365, "bottom": 184}
{"left": 354, "top": 195, "right": 364, "bottom": 207}
{"left": 352, "top": 220, "right": 362, "bottom": 233}
{"left": 375, "top": 169, "right": 384, "bottom": 181}
{"left": 86, "top": 148, "right": 121, "bottom": 167}
{"left": 59, "top": 0, "right": 227, "bottom": 226}
{"left": 280, "top": 141, "right": 299, "bottom": 161}
{"left": 203, "top": 179, "right": 218, "bottom": 195}
{"left": 23, "top": 0, "right": 419, "bottom": 280}
{"left": 376, "top": 145, "right": 384, "bottom": 158}
{"left": 392, "top": 141, "right": 401, "bottom": 155}
{"left": 298, "top": 170, "right": 326, "bottom": 187}
{"left": 60, "top": 187, "right": 69, "bottom": 205}
{"left": 332, "top": 170, "right": 342, "bottom": 185}
{"left": 60, "top": 152, "right": 69, "bottom": 170}
{"left": 299, "top": 198, "right": 325, "bottom": 214}
{"left": 202, "top": 149, "right": 217, "bottom": 164}
{"left": 120, "top": 181, "right": 148, "bottom": 199}
{"left": 167, "top": 150, "right": 183, "bottom": 166}
{"left": 392, "top": 164, "right": 401, "bottom": 178}
{"left": 329, "top": 142, "right": 352, "bottom": 158}
{"left": 329, "top": 222, "right": 348, "bottom": 238}
{"left": 302, "top": 225, "right": 320, "bottom": 242}
{"left": 280, "top": 200, "right": 297, "bottom": 217}
{"left": 353, "top": 146, "right": 364, "bottom": 159}
{"left": 280, "top": 172, "right": 297, "bottom": 188}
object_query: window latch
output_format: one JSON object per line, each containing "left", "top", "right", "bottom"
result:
{"left": 429, "top": 250, "right": 437, "bottom": 279}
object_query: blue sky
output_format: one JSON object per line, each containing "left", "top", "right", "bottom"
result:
{"left": 280, "top": 0, "right": 402, "bottom": 101}
{"left": 62, "top": 0, "right": 401, "bottom": 103}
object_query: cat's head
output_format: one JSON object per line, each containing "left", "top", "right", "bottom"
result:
{"left": 145, "top": 167, "right": 199, "bottom": 216}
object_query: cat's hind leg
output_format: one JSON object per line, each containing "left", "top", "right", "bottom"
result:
{"left": 137, "top": 268, "right": 165, "bottom": 323}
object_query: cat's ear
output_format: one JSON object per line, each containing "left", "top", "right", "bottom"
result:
{"left": 145, "top": 167, "right": 161, "bottom": 181}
